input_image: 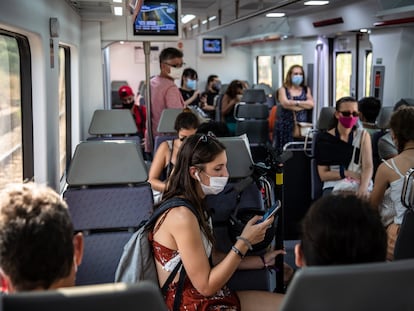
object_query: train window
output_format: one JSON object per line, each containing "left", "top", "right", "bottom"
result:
{"left": 257, "top": 56, "right": 272, "bottom": 87}
{"left": 282, "top": 55, "right": 303, "bottom": 82}
{"left": 365, "top": 51, "right": 372, "bottom": 97}
{"left": 335, "top": 52, "right": 352, "bottom": 100}
{"left": 0, "top": 30, "right": 33, "bottom": 190}
{"left": 58, "top": 46, "right": 71, "bottom": 180}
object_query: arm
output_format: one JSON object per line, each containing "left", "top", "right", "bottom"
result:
{"left": 358, "top": 131, "right": 373, "bottom": 196}
{"left": 369, "top": 163, "right": 389, "bottom": 211}
{"left": 148, "top": 142, "right": 170, "bottom": 192}
{"left": 168, "top": 208, "right": 273, "bottom": 296}
{"left": 277, "top": 87, "right": 304, "bottom": 111}
{"left": 183, "top": 90, "right": 201, "bottom": 106}
{"left": 297, "top": 86, "right": 315, "bottom": 110}
{"left": 317, "top": 164, "right": 344, "bottom": 182}
{"left": 221, "top": 94, "right": 238, "bottom": 116}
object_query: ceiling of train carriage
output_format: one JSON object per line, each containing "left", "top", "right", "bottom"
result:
{"left": 69, "top": 0, "right": 414, "bottom": 37}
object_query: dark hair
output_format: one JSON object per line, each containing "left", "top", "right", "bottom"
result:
{"left": 335, "top": 96, "right": 357, "bottom": 111}
{"left": 160, "top": 134, "right": 226, "bottom": 243}
{"left": 389, "top": 106, "right": 414, "bottom": 153}
{"left": 0, "top": 183, "right": 74, "bottom": 291}
{"left": 159, "top": 47, "right": 183, "bottom": 64}
{"left": 207, "top": 75, "right": 218, "bottom": 85}
{"left": 196, "top": 121, "right": 231, "bottom": 137}
{"left": 181, "top": 68, "right": 198, "bottom": 88}
{"left": 358, "top": 97, "right": 381, "bottom": 123}
{"left": 283, "top": 64, "right": 306, "bottom": 88}
{"left": 393, "top": 98, "right": 414, "bottom": 112}
{"left": 225, "top": 80, "right": 244, "bottom": 99}
{"left": 174, "top": 111, "right": 200, "bottom": 132}
{"left": 299, "top": 193, "right": 387, "bottom": 266}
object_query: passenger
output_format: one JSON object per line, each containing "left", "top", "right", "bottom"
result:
{"left": 358, "top": 96, "right": 381, "bottom": 138}
{"left": 148, "top": 110, "right": 199, "bottom": 198}
{"left": 295, "top": 192, "right": 387, "bottom": 267}
{"left": 315, "top": 96, "right": 373, "bottom": 197}
{"left": 378, "top": 98, "right": 414, "bottom": 160}
{"left": 370, "top": 106, "right": 414, "bottom": 260}
{"left": 0, "top": 182, "right": 84, "bottom": 292}
{"left": 274, "top": 64, "right": 314, "bottom": 153}
{"left": 179, "top": 68, "right": 205, "bottom": 108}
{"left": 204, "top": 74, "right": 221, "bottom": 107}
{"left": 145, "top": 47, "right": 186, "bottom": 153}
{"left": 221, "top": 80, "right": 246, "bottom": 135}
{"left": 151, "top": 133, "right": 285, "bottom": 311}
{"left": 118, "top": 85, "right": 147, "bottom": 139}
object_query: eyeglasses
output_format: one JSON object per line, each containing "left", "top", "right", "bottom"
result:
{"left": 163, "top": 62, "right": 186, "bottom": 68}
{"left": 339, "top": 111, "right": 359, "bottom": 117}
{"left": 192, "top": 132, "right": 217, "bottom": 153}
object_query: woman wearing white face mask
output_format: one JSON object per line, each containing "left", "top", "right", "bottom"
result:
{"left": 151, "top": 133, "right": 286, "bottom": 311}
{"left": 274, "top": 64, "right": 314, "bottom": 153}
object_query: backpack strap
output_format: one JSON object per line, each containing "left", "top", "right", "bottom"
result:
{"left": 148, "top": 197, "right": 198, "bottom": 311}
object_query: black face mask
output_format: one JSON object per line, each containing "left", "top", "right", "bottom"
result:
{"left": 123, "top": 101, "right": 134, "bottom": 110}
{"left": 212, "top": 82, "right": 221, "bottom": 92}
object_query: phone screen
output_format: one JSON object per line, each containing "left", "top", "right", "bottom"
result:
{"left": 258, "top": 201, "right": 281, "bottom": 223}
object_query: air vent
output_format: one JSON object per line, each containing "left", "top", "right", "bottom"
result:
{"left": 313, "top": 17, "right": 343, "bottom": 27}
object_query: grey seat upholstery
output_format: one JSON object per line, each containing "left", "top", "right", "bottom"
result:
{"left": 3, "top": 281, "right": 167, "bottom": 311}
{"left": 280, "top": 259, "right": 414, "bottom": 311}
{"left": 234, "top": 89, "right": 269, "bottom": 146}
{"left": 64, "top": 141, "right": 153, "bottom": 285}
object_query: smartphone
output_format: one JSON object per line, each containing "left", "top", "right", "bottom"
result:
{"left": 258, "top": 201, "right": 281, "bottom": 223}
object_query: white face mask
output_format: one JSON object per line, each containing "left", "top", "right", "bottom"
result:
{"left": 168, "top": 66, "right": 184, "bottom": 80}
{"left": 195, "top": 171, "right": 228, "bottom": 196}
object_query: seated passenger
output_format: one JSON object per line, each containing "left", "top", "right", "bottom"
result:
{"left": 295, "top": 192, "right": 387, "bottom": 266}
{"left": 378, "top": 98, "right": 414, "bottom": 160}
{"left": 118, "top": 85, "right": 146, "bottom": 139}
{"left": 0, "top": 182, "right": 84, "bottom": 292}
{"left": 358, "top": 96, "right": 381, "bottom": 138}
{"left": 221, "top": 80, "right": 246, "bottom": 135}
{"left": 148, "top": 110, "right": 200, "bottom": 198}
{"left": 370, "top": 106, "right": 414, "bottom": 260}
{"left": 315, "top": 96, "right": 373, "bottom": 197}
{"left": 179, "top": 68, "right": 205, "bottom": 108}
{"left": 151, "top": 133, "right": 286, "bottom": 311}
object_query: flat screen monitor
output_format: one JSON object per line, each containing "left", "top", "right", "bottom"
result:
{"left": 200, "top": 37, "right": 225, "bottom": 57}
{"left": 133, "top": 0, "right": 179, "bottom": 39}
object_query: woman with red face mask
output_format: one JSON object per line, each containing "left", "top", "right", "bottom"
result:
{"left": 315, "top": 96, "right": 373, "bottom": 197}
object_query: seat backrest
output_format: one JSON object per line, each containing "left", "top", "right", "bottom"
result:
{"left": 376, "top": 106, "right": 393, "bottom": 130}
{"left": 214, "top": 94, "right": 224, "bottom": 122}
{"left": 156, "top": 108, "right": 182, "bottom": 133}
{"left": 279, "top": 259, "right": 414, "bottom": 311}
{"left": 88, "top": 109, "right": 138, "bottom": 137}
{"left": 153, "top": 134, "right": 177, "bottom": 156}
{"left": 240, "top": 88, "right": 267, "bottom": 104}
{"left": 3, "top": 282, "right": 167, "bottom": 311}
{"left": 64, "top": 141, "right": 153, "bottom": 285}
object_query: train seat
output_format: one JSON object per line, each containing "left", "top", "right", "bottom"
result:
{"left": 253, "top": 83, "right": 276, "bottom": 109}
{"left": 206, "top": 135, "right": 277, "bottom": 292}
{"left": 87, "top": 109, "right": 141, "bottom": 146}
{"left": 234, "top": 89, "right": 270, "bottom": 147}
{"left": 3, "top": 281, "right": 167, "bottom": 311}
{"left": 372, "top": 106, "right": 393, "bottom": 169}
{"left": 279, "top": 259, "right": 414, "bottom": 311}
{"left": 64, "top": 140, "right": 153, "bottom": 285}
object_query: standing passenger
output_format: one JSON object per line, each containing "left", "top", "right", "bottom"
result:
{"left": 358, "top": 96, "right": 381, "bottom": 138}
{"left": 274, "top": 65, "right": 314, "bottom": 153}
{"left": 145, "top": 47, "right": 185, "bottom": 153}
{"left": 370, "top": 106, "right": 414, "bottom": 260}
{"left": 151, "top": 133, "right": 285, "bottom": 311}
{"left": 0, "top": 183, "right": 84, "bottom": 292}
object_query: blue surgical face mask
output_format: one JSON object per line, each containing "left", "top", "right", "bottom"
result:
{"left": 292, "top": 75, "right": 303, "bottom": 86}
{"left": 186, "top": 79, "right": 196, "bottom": 90}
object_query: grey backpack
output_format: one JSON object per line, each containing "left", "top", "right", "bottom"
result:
{"left": 115, "top": 197, "right": 197, "bottom": 309}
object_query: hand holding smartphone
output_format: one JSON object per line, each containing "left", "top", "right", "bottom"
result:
{"left": 257, "top": 200, "right": 281, "bottom": 223}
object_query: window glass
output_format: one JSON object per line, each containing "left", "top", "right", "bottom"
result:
{"left": 58, "top": 46, "right": 67, "bottom": 178}
{"left": 365, "top": 51, "right": 372, "bottom": 97}
{"left": 257, "top": 56, "right": 272, "bottom": 86}
{"left": 0, "top": 35, "right": 22, "bottom": 189}
{"left": 335, "top": 52, "right": 352, "bottom": 100}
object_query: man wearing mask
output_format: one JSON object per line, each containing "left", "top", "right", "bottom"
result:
{"left": 205, "top": 74, "right": 221, "bottom": 107}
{"left": 146, "top": 47, "right": 186, "bottom": 153}
{"left": 118, "top": 85, "right": 146, "bottom": 139}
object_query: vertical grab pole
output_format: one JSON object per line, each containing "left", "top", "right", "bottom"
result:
{"left": 143, "top": 41, "right": 153, "bottom": 152}
{"left": 274, "top": 163, "right": 285, "bottom": 293}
